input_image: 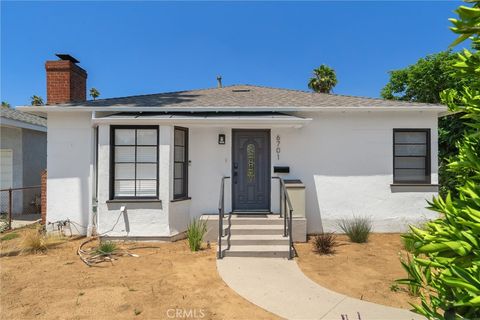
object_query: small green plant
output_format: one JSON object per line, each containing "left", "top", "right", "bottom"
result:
{"left": 338, "top": 216, "right": 372, "bottom": 243}
{"left": 1, "top": 232, "right": 19, "bottom": 241}
{"left": 390, "top": 283, "right": 400, "bottom": 292}
{"left": 313, "top": 233, "right": 337, "bottom": 254}
{"left": 186, "top": 218, "right": 207, "bottom": 252}
{"left": 95, "top": 241, "right": 118, "bottom": 255}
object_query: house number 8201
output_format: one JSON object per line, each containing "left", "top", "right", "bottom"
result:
{"left": 276, "top": 135, "right": 281, "bottom": 160}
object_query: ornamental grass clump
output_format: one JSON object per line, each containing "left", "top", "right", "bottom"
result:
{"left": 395, "top": 3, "right": 480, "bottom": 318}
{"left": 95, "top": 241, "right": 118, "bottom": 255}
{"left": 338, "top": 216, "right": 372, "bottom": 243}
{"left": 313, "top": 233, "right": 338, "bottom": 254}
{"left": 186, "top": 218, "right": 207, "bottom": 252}
{"left": 20, "top": 226, "right": 65, "bottom": 254}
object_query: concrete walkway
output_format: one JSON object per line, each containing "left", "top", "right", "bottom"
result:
{"left": 217, "top": 257, "right": 424, "bottom": 320}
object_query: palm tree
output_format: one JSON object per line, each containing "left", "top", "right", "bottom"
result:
{"left": 308, "top": 65, "right": 338, "bottom": 93}
{"left": 1, "top": 101, "right": 11, "bottom": 108}
{"left": 30, "top": 95, "right": 44, "bottom": 106}
{"left": 89, "top": 88, "right": 100, "bottom": 100}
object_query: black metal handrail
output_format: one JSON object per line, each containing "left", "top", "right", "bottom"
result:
{"left": 217, "top": 176, "right": 230, "bottom": 259}
{"left": 273, "top": 177, "right": 294, "bottom": 259}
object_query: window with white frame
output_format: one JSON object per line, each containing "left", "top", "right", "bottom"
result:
{"left": 111, "top": 126, "right": 158, "bottom": 198}
{"left": 393, "top": 129, "right": 431, "bottom": 184}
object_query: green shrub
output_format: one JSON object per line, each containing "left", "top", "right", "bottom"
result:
{"left": 396, "top": 4, "right": 480, "bottom": 318}
{"left": 95, "top": 241, "right": 118, "bottom": 255}
{"left": 338, "top": 216, "right": 372, "bottom": 243}
{"left": 186, "top": 218, "right": 207, "bottom": 252}
{"left": 312, "top": 233, "right": 337, "bottom": 254}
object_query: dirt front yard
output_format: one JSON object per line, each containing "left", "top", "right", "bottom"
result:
{"left": 296, "top": 233, "right": 419, "bottom": 310}
{"left": 0, "top": 229, "right": 277, "bottom": 320}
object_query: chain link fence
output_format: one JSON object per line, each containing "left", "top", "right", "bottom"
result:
{"left": 0, "top": 186, "right": 42, "bottom": 232}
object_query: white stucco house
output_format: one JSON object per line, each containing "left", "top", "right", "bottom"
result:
{"left": 20, "top": 54, "right": 447, "bottom": 254}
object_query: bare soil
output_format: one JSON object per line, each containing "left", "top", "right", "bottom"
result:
{"left": 295, "top": 233, "right": 419, "bottom": 310}
{"left": 0, "top": 228, "right": 277, "bottom": 320}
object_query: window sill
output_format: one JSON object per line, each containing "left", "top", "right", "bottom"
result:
{"left": 390, "top": 184, "right": 439, "bottom": 193}
{"left": 170, "top": 197, "right": 191, "bottom": 203}
{"left": 107, "top": 199, "right": 162, "bottom": 203}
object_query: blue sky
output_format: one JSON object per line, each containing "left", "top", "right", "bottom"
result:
{"left": 1, "top": 1, "right": 461, "bottom": 107}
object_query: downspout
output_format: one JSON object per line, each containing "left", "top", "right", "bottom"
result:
{"left": 87, "top": 112, "right": 99, "bottom": 236}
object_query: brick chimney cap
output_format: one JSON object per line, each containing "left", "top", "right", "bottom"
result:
{"left": 55, "top": 53, "right": 80, "bottom": 64}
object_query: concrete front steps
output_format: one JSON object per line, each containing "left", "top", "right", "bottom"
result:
{"left": 219, "top": 215, "right": 291, "bottom": 258}
{"left": 221, "top": 234, "right": 287, "bottom": 246}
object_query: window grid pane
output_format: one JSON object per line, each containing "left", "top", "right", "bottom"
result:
{"left": 395, "top": 145, "right": 427, "bottom": 156}
{"left": 137, "top": 147, "right": 157, "bottom": 163}
{"left": 115, "top": 129, "right": 135, "bottom": 145}
{"left": 394, "top": 132, "right": 427, "bottom": 144}
{"left": 137, "top": 129, "right": 157, "bottom": 145}
{"left": 113, "top": 127, "right": 158, "bottom": 198}
{"left": 115, "top": 146, "right": 135, "bottom": 162}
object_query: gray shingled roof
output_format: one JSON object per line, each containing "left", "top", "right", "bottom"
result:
{"left": 68, "top": 85, "right": 443, "bottom": 109}
{"left": 1, "top": 106, "right": 47, "bottom": 127}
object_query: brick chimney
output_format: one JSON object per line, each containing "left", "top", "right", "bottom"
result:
{"left": 45, "top": 54, "right": 87, "bottom": 105}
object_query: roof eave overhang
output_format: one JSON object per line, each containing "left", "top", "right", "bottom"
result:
{"left": 0, "top": 117, "right": 47, "bottom": 132}
{"left": 91, "top": 116, "right": 313, "bottom": 128}
{"left": 18, "top": 105, "right": 448, "bottom": 114}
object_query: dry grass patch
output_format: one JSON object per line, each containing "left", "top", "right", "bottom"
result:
{"left": 1, "top": 224, "right": 67, "bottom": 257}
{"left": 296, "top": 233, "right": 420, "bottom": 310}
{"left": 1, "top": 236, "right": 277, "bottom": 319}
{"left": 20, "top": 227, "right": 66, "bottom": 254}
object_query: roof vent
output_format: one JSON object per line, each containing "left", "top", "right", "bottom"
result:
{"left": 232, "top": 89, "right": 251, "bottom": 93}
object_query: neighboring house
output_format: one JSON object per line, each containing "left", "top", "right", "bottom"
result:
{"left": 0, "top": 105, "right": 47, "bottom": 215}
{"left": 19, "top": 54, "right": 447, "bottom": 244}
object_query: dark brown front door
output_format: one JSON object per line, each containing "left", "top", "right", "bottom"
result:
{"left": 232, "top": 129, "right": 271, "bottom": 212}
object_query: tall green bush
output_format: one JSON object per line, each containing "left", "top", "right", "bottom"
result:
{"left": 399, "top": 2, "right": 480, "bottom": 319}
